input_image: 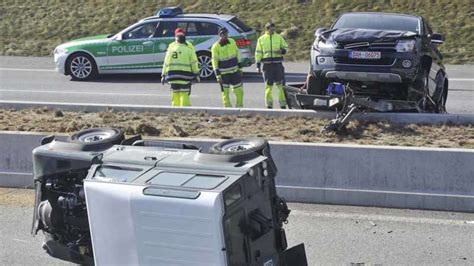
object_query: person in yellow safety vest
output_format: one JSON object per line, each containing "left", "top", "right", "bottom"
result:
{"left": 256, "top": 22, "right": 289, "bottom": 109}
{"left": 161, "top": 28, "right": 200, "bottom": 107}
{"left": 211, "top": 27, "right": 244, "bottom": 108}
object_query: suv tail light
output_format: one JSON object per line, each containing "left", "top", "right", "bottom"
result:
{"left": 236, "top": 39, "right": 251, "bottom": 47}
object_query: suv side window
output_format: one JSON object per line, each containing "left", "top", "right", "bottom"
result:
{"left": 123, "top": 22, "right": 158, "bottom": 40}
{"left": 198, "top": 22, "right": 220, "bottom": 36}
{"left": 155, "top": 21, "right": 188, "bottom": 37}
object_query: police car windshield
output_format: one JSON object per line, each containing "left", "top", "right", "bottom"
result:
{"left": 333, "top": 13, "right": 421, "bottom": 34}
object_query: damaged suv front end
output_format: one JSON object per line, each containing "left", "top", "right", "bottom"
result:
{"left": 307, "top": 12, "right": 447, "bottom": 112}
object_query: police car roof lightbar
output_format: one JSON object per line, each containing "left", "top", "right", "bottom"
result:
{"left": 156, "top": 6, "right": 183, "bottom": 17}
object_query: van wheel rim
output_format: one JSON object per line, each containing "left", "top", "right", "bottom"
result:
{"left": 198, "top": 55, "right": 213, "bottom": 78}
{"left": 78, "top": 132, "right": 114, "bottom": 142}
{"left": 221, "top": 141, "right": 255, "bottom": 152}
{"left": 71, "top": 56, "right": 92, "bottom": 79}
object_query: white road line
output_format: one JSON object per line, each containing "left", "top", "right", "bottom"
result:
{"left": 290, "top": 209, "right": 473, "bottom": 226}
{"left": 0, "top": 67, "right": 472, "bottom": 81}
{"left": 450, "top": 78, "right": 474, "bottom": 81}
{"left": 0, "top": 89, "right": 170, "bottom": 97}
{"left": 0, "top": 68, "right": 55, "bottom": 72}
{"left": 12, "top": 238, "right": 30, "bottom": 244}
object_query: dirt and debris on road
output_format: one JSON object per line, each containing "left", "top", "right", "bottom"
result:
{"left": 0, "top": 108, "right": 472, "bottom": 148}
{"left": 0, "top": 188, "right": 34, "bottom": 207}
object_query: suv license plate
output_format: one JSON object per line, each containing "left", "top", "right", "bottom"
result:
{"left": 349, "top": 51, "right": 381, "bottom": 59}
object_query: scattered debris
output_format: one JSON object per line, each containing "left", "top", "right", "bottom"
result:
{"left": 135, "top": 123, "right": 161, "bottom": 136}
{"left": 54, "top": 109, "right": 64, "bottom": 117}
{"left": 0, "top": 108, "right": 472, "bottom": 148}
{"left": 170, "top": 124, "right": 189, "bottom": 137}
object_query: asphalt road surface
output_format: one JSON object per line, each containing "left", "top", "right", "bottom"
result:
{"left": 1, "top": 199, "right": 473, "bottom": 265}
{"left": 0, "top": 56, "right": 473, "bottom": 114}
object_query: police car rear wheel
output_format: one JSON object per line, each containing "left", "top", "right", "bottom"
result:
{"left": 68, "top": 53, "right": 97, "bottom": 81}
{"left": 209, "top": 138, "right": 268, "bottom": 156}
{"left": 197, "top": 52, "right": 214, "bottom": 79}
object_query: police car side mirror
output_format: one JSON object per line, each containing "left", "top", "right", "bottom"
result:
{"left": 115, "top": 34, "right": 123, "bottom": 41}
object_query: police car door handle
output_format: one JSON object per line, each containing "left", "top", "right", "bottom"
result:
{"left": 143, "top": 41, "right": 154, "bottom": 46}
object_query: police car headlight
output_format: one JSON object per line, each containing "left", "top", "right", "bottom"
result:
{"left": 395, "top": 39, "right": 416, "bottom": 52}
{"left": 54, "top": 47, "right": 67, "bottom": 55}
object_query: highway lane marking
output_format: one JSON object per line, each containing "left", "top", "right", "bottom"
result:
{"left": 0, "top": 68, "right": 472, "bottom": 81}
{"left": 290, "top": 209, "right": 473, "bottom": 226}
{"left": 0, "top": 89, "right": 172, "bottom": 97}
{"left": 0, "top": 67, "right": 55, "bottom": 72}
{"left": 12, "top": 238, "right": 30, "bottom": 244}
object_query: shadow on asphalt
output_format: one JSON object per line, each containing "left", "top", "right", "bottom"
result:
{"left": 72, "top": 72, "right": 307, "bottom": 84}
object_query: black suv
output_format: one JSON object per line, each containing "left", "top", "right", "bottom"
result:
{"left": 309, "top": 12, "right": 448, "bottom": 112}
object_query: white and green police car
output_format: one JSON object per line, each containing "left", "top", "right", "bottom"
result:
{"left": 53, "top": 7, "right": 257, "bottom": 80}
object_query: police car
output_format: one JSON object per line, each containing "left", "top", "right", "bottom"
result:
{"left": 53, "top": 7, "right": 257, "bottom": 80}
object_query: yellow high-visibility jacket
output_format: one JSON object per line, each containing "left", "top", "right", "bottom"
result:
{"left": 211, "top": 38, "right": 241, "bottom": 76}
{"left": 163, "top": 42, "right": 199, "bottom": 84}
{"left": 255, "top": 32, "right": 288, "bottom": 64}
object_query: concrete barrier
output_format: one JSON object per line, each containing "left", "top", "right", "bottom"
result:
{"left": 1, "top": 100, "right": 474, "bottom": 125}
{"left": 1, "top": 131, "right": 473, "bottom": 212}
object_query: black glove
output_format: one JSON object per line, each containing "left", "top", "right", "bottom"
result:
{"left": 280, "top": 48, "right": 287, "bottom": 55}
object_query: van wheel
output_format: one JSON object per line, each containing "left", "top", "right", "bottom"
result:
{"left": 197, "top": 52, "right": 214, "bottom": 79}
{"left": 69, "top": 128, "right": 124, "bottom": 145}
{"left": 209, "top": 138, "right": 268, "bottom": 156}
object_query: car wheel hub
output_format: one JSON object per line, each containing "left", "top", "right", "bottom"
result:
{"left": 71, "top": 56, "right": 92, "bottom": 78}
{"left": 221, "top": 141, "right": 255, "bottom": 152}
{"left": 198, "top": 55, "right": 213, "bottom": 78}
{"left": 78, "top": 132, "right": 114, "bottom": 143}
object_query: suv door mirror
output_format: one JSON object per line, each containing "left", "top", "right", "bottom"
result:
{"left": 314, "top": 27, "right": 326, "bottom": 36}
{"left": 430, "top": 33, "right": 444, "bottom": 45}
{"left": 114, "top": 34, "right": 123, "bottom": 41}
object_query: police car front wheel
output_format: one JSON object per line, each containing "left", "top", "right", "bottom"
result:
{"left": 67, "top": 53, "right": 97, "bottom": 81}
